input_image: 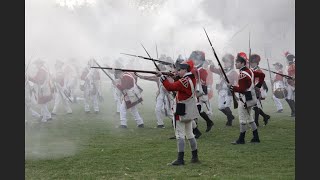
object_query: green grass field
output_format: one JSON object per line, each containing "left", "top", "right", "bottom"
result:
{"left": 25, "top": 81, "right": 295, "bottom": 179}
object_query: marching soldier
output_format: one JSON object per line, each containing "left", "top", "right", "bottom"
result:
{"left": 114, "top": 70, "right": 144, "bottom": 128}
{"left": 228, "top": 52, "right": 265, "bottom": 144}
{"left": 284, "top": 51, "right": 295, "bottom": 117}
{"left": 160, "top": 60, "right": 200, "bottom": 165}
{"left": 80, "top": 59, "right": 102, "bottom": 113}
{"left": 203, "top": 60, "right": 214, "bottom": 119}
{"left": 135, "top": 63, "right": 174, "bottom": 129}
{"left": 272, "top": 62, "right": 285, "bottom": 113}
{"left": 210, "top": 53, "right": 238, "bottom": 126}
{"left": 28, "top": 59, "right": 53, "bottom": 122}
{"left": 51, "top": 60, "right": 73, "bottom": 115}
{"left": 25, "top": 73, "right": 41, "bottom": 121}
{"left": 249, "top": 54, "right": 270, "bottom": 126}
{"left": 189, "top": 50, "right": 214, "bottom": 132}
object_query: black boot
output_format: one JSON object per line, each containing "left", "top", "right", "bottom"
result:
{"left": 253, "top": 107, "right": 260, "bottom": 127}
{"left": 286, "top": 99, "right": 296, "bottom": 117}
{"left": 259, "top": 108, "right": 270, "bottom": 125}
{"left": 191, "top": 149, "right": 200, "bottom": 163}
{"left": 200, "top": 112, "right": 214, "bottom": 132}
{"left": 220, "top": 109, "right": 230, "bottom": 126}
{"left": 231, "top": 132, "right": 246, "bottom": 145}
{"left": 224, "top": 107, "right": 235, "bottom": 126}
{"left": 289, "top": 100, "right": 295, "bottom": 117}
{"left": 250, "top": 129, "right": 260, "bottom": 143}
{"left": 170, "top": 152, "right": 185, "bottom": 166}
{"left": 193, "top": 127, "right": 202, "bottom": 139}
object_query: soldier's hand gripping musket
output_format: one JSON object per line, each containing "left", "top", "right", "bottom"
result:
{"left": 203, "top": 27, "right": 238, "bottom": 109}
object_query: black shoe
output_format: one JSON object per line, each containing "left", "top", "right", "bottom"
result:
{"left": 231, "top": 132, "right": 246, "bottom": 145}
{"left": 263, "top": 115, "right": 270, "bottom": 125}
{"left": 226, "top": 121, "right": 232, "bottom": 126}
{"left": 169, "top": 159, "right": 185, "bottom": 166}
{"left": 195, "top": 133, "right": 202, "bottom": 139}
{"left": 156, "top": 125, "right": 165, "bottom": 129}
{"left": 137, "top": 124, "right": 144, "bottom": 128}
{"left": 119, "top": 125, "right": 127, "bottom": 129}
{"left": 290, "top": 112, "right": 295, "bottom": 117}
{"left": 51, "top": 113, "right": 57, "bottom": 116}
{"left": 191, "top": 150, "right": 200, "bottom": 163}
{"left": 193, "top": 128, "right": 202, "bottom": 139}
{"left": 168, "top": 152, "right": 185, "bottom": 166}
{"left": 169, "top": 136, "right": 176, "bottom": 139}
{"left": 231, "top": 140, "right": 245, "bottom": 145}
{"left": 250, "top": 138, "right": 261, "bottom": 143}
{"left": 250, "top": 129, "right": 260, "bottom": 143}
{"left": 206, "top": 121, "right": 214, "bottom": 132}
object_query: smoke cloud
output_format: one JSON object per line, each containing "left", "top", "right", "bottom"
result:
{"left": 26, "top": 0, "right": 294, "bottom": 68}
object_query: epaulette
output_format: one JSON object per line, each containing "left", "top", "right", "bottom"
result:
{"left": 179, "top": 77, "right": 189, "bottom": 88}
{"left": 239, "top": 72, "right": 247, "bottom": 80}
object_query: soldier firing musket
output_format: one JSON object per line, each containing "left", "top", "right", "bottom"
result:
{"left": 136, "top": 43, "right": 175, "bottom": 129}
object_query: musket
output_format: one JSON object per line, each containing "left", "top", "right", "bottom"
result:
{"left": 222, "top": 23, "right": 249, "bottom": 51}
{"left": 248, "top": 32, "right": 251, "bottom": 68}
{"left": 93, "top": 59, "right": 116, "bottom": 84}
{"left": 266, "top": 58, "right": 274, "bottom": 90}
{"left": 203, "top": 27, "right": 238, "bottom": 109}
{"left": 260, "top": 68, "right": 295, "bottom": 80}
{"left": 120, "top": 53, "right": 173, "bottom": 66}
{"left": 141, "top": 43, "right": 176, "bottom": 98}
{"left": 140, "top": 43, "right": 161, "bottom": 71}
{"left": 91, "top": 67, "right": 175, "bottom": 77}
{"left": 155, "top": 43, "right": 159, "bottom": 59}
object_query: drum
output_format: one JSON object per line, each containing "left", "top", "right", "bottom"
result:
{"left": 273, "top": 81, "right": 288, "bottom": 99}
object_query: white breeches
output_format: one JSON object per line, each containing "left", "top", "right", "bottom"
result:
{"left": 52, "top": 93, "right": 72, "bottom": 113}
{"left": 155, "top": 94, "right": 173, "bottom": 125}
{"left": 238, "top": 101, "right": 254, "bottom": 124}
{"left": 40, "top": 103, "right": 51, "bottom": 122}
{"left": 286, "top": 85, "right": 295, "bottom": 100}
{"left": 218, "top": 89, "right": 232, "bottom": 110}
{"left": 174, "top": 120, "right": 195, "bottom": 140}
{"left": 272, "top": 95, "right": 283, "bottom": 111}
{"left": 84, "top": 88, "right": 99, "bottom": 112}
{"left": 119, "top": 100, "right": 144, "bottom": 126}
{"left": 112, "top": 86, "right": 121, "bottom": 113}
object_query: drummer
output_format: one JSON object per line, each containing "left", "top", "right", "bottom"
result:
{"left": 271, "top": 62, "right": 285, "bottom": 113}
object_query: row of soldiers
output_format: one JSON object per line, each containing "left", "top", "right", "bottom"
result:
{"left": 25, "top": 50, "right": 295, "bottom": 165}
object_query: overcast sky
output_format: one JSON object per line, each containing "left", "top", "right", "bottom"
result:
{"left": 25, "top": 0, "right": 295, "bottom": 68}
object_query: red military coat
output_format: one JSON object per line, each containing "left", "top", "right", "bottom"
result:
{"left": 287, "top": 63, "right": 295, "bottom": 87}
{"left": 233, "top": 66, "right": 265, "bottom": 94}
{"left": 163, "top": 72, "right": 197, "bottom": 121}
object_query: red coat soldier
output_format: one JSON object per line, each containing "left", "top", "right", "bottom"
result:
{"left": 228, "top": 52, "right": 265, "bottom": 144}
{"left": 115, "top": 71, "right": 144, "bottom": 128}
{"left": 161, "top": 60, "right": 200, "bottom": 166}
{"left": 249, "top": 54, "right": 270, "bottom": 126}
{"left": 284, "top": 51, "right": 295, "bottom": 117}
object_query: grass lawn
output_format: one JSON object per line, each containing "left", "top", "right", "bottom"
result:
{"left": 25, "top": 81, "right": 295, "bottom": 179}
